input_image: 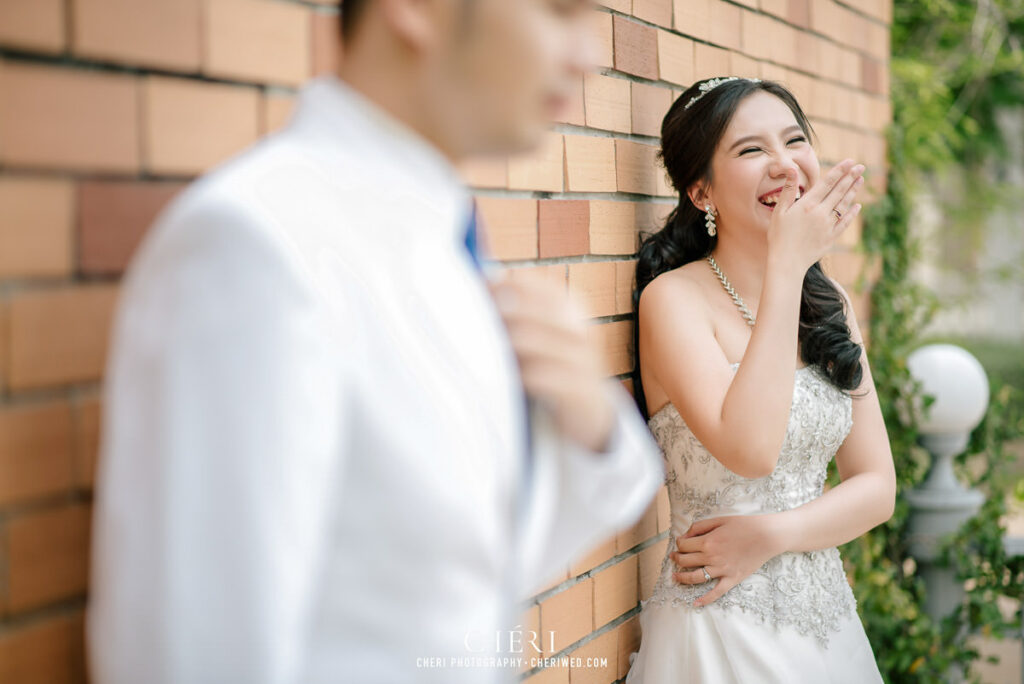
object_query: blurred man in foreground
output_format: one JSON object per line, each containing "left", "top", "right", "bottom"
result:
{"left": 88, "top": 1, "right": 664, "bottom": 682}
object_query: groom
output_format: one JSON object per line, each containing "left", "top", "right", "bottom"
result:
{"left": 87, "top": 0, "right": 664, "bottom": 682}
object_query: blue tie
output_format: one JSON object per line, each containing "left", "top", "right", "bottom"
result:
{"left": 461, "top": 202, "right": 535, "bottom": 473}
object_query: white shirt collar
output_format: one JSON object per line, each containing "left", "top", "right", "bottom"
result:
{"left": 285, "top": 73, "right": 474, "bottom": 248}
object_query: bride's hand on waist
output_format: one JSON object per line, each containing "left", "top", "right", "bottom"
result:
{"left": 669, "top": 514, "right": 785, "bottom": 608}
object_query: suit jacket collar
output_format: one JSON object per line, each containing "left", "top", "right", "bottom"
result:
{"left": 284, "top": 73, "right": 474, "bottom": 249}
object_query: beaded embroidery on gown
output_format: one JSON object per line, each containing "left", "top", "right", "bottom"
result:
{"left": 624, "top": 361, "right": 884, "bottom": 683}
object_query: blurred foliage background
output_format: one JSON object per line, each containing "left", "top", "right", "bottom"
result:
{"left": 828, "top": 0, "right": 1024, "bottom": 681}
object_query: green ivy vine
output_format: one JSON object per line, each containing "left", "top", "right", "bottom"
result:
{"left": 829, "top": 0, "right": 1024, "bottom": 680}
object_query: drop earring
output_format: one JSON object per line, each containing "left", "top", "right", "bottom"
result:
{"left": 705, "top": 205, "right": 717, "bottom": 237}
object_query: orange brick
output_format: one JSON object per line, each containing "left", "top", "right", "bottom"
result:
{"left": 590, "top": 200, "right": 637, "bottom": 255}
{"left": 555, "top": 74, "right": 586, "bottom": 127}
{"left": 203, "top": 0, "right": 311, "bottom": 87}
{"left": 741, "top": 10, "right": 771, "bottom": 60}
{"left": 474, "top": 197, "right": 538, "bottom": 260}
{"left": 872, "top": 96, "right": 892, "bottom": 129}
{"left": 710, "top": 0, "right": 743, "bottom": 51}
{"left": 564, "top": 135, "right": 617, "bottom": 193}
{"left": 525, "top": 664, "right": 569, "bottom": 684}
{"left": 261, "top": 93, "right": 297, "bottom": 135}
{"left": 816, "top": 35, "right": 844, "bottom": 81}
{"left": 0, "top": 297, "right": 7, "bottom": 391}
{"left": 693, "top": 42, "right": 730, "bottom": 81}
{"left": 506, "top": 264, "right": 568, "bottom": 292}
{"left": 760, "top": 0, "right": 789, "bottom": 19}
{"left": 636, "top": 201, "right": 674, "bottom": 234}
{"left": 837, "top": 46, "right": 862, "bottom": 88}
{"left": 459, "top": 156, "right": 508, "bottom": 189}
{"left": 0, "top": 0, "right": 65, "bottom": 53}
{"left": 789, "top": 0, "right": 812, "bottom": 26}
{"left": 837, "top": 211, "right": 864, "bottom": 249}
{"left": 613, "top": 16, "right": 658, "bottom": 80}
{"left": 587, "top": 10, "right": 614, "bottom": 69}
{"left": 539, "top": 579, "right": 593, "bottom": 656}
{"left": 0, "top": 402, "right": 75, "bottom": 506}
{"left": 835, "top": 4, "right": 869, "bottom": 51}
{"left": 0, "top": 612, "right": 86, "bottom": 684}
{"left": 311, "top": 10, "right": 342, "bottom": 77}
{"left": 783, "top": 69, "right": 813, "bottom": 109}
{"left": 78, "top": 180, "right": 185, "bottom": 275}
{"left": 593, "top": 555, "right": 638, "bottom": 626}
{"left": 5, "top": 503, "right": 91, "bottom": 613}
{"left": 808, "top": 78, "right": 834, "bottom": 120}
{"left": 794, "top": 31, "right": 820, "bottom": 73}
{"left": 570, "top": 628, "right": 618, "bottom": 684}
{"left": 630, "top": 82, "right": 672, "bottom": 137}
{"left": 583, "top": 73, "right": 631, "bottom": 133}
{"left": 539, "top": 200, "right": 589, "bottom": 258}
{"left": 656, "top": 30, "right": 694, "bottom": 86}
{"left": 618, "top": 497, "right": 658, "bottom": 551}
{"left": 615, "top": 259, "right": 638, "bottom": 314}
{"left": 0, "top": 177, "right": 73, "bottom": 279}
{"left": 615, "top": 616, "right": 641, "bottom": 679}
{"left": 810, "top": 0, "right": 841, "bottom": 40}
{"left": 632, "top": 0, "right": 673, "bottom": 27}
{"left": 75, "top": 396, "right": 101, "bottom": 489}
{"left": 773, "top": 22, "right": 799, "bottom": 68}
{"left": 729, "top": 51, "right": 761, "bottom": 80}
{"left": 0, "top": 61, "right": 138, "bottom": 173}
{"left": 616, "top": 140, "right": 661, "bottom": 196}
{"left": 759, "top": 61, "right": 789, "bottom": 86}
{"left": 821, "top": 249, "right": 868, "bottom": 288}
{"left": 507, "top": 132, "right": 563, "bottom": 192}
{"left": 673, "top": 0, "right": 713, "bottom": 42}
{"left": 7, "top": 285, "right": 119, "bottom": 391}
{"left": 598, "top": 0, "right": 630, "bottom": 10}
{"left": 569, "top": 536, "right": 616, "bottom": 576}
{"left": 865, "top": 18, "right": 889, "bottom": 60}
{"left": 143, "top": 76, "right": 261, "bottom": 176}
{"left": 639, "top": 537, "right": 668, "bottom": 599}
{"left": 568, "top": 262, "right": 617, "bottom": 319}
{"left": 588, "top": 319, "right": 633, "bottom": 376}
{"left": 72, "top": 0, "right": 201, "bottom": 71}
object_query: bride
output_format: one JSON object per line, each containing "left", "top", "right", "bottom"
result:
{"left": 625, "top": 76, "right": 896, "bottom": 682}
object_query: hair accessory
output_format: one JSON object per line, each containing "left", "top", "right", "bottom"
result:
{"left": 684, "top": 76, "right": 761, "bottom": 110}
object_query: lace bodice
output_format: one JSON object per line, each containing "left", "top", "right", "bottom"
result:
{"left": 642, "top": 361, "right": 857, "bottom": 648}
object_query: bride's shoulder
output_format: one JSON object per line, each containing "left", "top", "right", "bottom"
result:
{"left": 638, "top": 263, "right": 712, "bottom": 327}
{"left": 638, "top": 264, "right": 712, "bottom": 313}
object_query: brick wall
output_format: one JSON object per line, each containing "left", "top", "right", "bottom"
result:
{"left": 467, "top": 1, "right": 890, "bottom": 675}
{"left": 0, "top": 0, "right": 890, "bottom": 682}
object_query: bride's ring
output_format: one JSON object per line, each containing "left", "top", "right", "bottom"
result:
{"left": 833, "top": 208, "right": 842, "bottom": 220}
{"left": 701, "top": 567, "right": 712, "bottom": 582}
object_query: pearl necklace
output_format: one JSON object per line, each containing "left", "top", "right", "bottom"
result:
{"left": 706, "top": 254, "right": 756, "bottom": 327}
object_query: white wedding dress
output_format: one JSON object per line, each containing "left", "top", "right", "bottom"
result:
{"left": 625, "top": 361, "right": 884, "bottom": 684}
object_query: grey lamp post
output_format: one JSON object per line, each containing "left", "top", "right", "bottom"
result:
{"left": 904, "top": 344, "right": 990, "bottom": 683}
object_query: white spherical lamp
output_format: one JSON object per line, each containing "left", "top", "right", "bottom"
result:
{"left": 907, "top": 343, "right": 990, "bottom": 436}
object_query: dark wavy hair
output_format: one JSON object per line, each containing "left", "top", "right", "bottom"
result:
{"left": 631, "top": 77, "right": 865, "bottom": 421}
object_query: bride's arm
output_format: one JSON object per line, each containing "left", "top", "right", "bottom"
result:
{"left": 769, "top": 278, "right": 896, "bottom": 552}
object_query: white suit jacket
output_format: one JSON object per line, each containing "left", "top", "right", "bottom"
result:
{"left": 87, "top": 74, "right": 664, "bottom": 684}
